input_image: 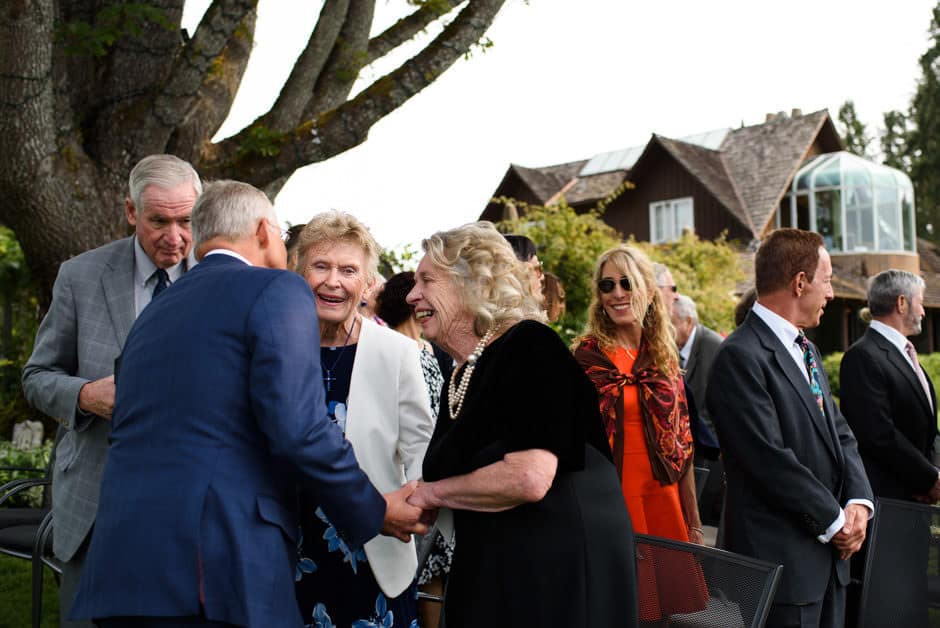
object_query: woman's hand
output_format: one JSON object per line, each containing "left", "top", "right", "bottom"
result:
{"left": 687, "top": 526, "right": 706, "bottom": 546}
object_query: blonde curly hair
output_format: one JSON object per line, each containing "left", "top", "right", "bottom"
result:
{"left": 421, "top": 222, "right": 546, "bottom": 337}
{"left": 576, "top": 244, "right": 679, "bottom": 377}
{"left": 292, "top": 210, "right": 379, "bottom": 283}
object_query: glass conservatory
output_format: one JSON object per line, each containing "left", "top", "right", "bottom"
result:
{"left": 776, "top": 151, "right": 916, "bottom": 253}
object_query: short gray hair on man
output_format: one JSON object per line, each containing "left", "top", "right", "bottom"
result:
{"left": 192, "top": 180, "right": 273, "bottom": 247}
{"left": 866, "top": 269, "right": 925, "bottom": 318}
{"left": 128, "top": 154, "right": 202, "bottom": 209}
{"left": 652, "top": 262, "right": 672, "bottom": 287}
{"left": 673, "top": 294, "right": 699, "bottom": 323}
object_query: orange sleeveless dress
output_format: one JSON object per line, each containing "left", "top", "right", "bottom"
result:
{"left": 606, "top": 346, "right": 690, "bottom": 541}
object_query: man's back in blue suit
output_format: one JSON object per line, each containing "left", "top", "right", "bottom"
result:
{"left": 72, "top": 210, "right": 388, "bottom": 626}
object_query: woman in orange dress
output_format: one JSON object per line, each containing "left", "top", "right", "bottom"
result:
{"left": 574, "top": 245, "right": 706, "bottom": 622}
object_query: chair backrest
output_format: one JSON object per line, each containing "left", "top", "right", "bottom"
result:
{"left": 857, "top": 497, "right": 940, "bottom": 628}
{"left": 635, "top": 533, "right": 782, "bottom": 628}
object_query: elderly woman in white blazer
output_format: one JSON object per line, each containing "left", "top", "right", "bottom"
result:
{"left": 292, "top": 211, "right": 435, "bottom": 628}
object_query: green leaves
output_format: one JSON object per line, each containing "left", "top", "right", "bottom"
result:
{"left": 56, "top": 4, "right": 173, "bottom": 58}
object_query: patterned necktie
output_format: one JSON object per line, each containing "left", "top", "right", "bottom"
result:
{"left": 152, "top": 268, "right": 169, "bottom": 299}
{"left": 795, "top": 332, "right": 825, "bottom": 416}
{"left": 905, "top": 341, "right": 933, "bottom": 410}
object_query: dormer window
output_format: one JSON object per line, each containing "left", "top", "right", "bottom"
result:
{"left": 776, "top": 151, "right": 916, "bottom": 253}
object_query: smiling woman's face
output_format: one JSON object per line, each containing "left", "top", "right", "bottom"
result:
{"left": 406, "top": 255, "right": 474, "bottom": 347}
{"left": 301, "top": 241, "right": 371, "bottom": 328}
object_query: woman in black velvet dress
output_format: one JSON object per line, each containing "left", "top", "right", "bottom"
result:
{"left": 405, "top": 222, "right": 638, "bottom": 628}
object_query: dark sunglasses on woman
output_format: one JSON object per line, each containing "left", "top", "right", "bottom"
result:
{"left": 597, "top": 277, "right": 632, "bottom": 293}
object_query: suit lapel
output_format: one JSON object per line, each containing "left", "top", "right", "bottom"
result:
{"left": 748, "top": 315, "right": 839, "bottom": 460}
{"left": 869, "top": 329, "right": 934, "bottom": 417}
{"left": 102, "top": 238, "right": 137, "bottom": 348}
{"left": 684, "top": 325, "right": 701, "bottom": 377}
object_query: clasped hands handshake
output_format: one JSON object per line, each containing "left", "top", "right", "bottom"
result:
{"left": 380, "top": 481, "right": 437, "bottom": 542}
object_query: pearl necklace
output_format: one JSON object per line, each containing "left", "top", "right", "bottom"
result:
{"left": 448, "top": 327, "right": 496, "bottom": 420}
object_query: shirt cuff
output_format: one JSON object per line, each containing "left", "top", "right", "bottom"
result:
{"left": 817, "top": 499, "right": 875, "bottom": 544}
{"left": 818, "top": 509, "right": 845, "bottom": 543}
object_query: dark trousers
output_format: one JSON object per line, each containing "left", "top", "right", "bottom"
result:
{"left": 766, "top": 568, "right": 845, "bottom": 628}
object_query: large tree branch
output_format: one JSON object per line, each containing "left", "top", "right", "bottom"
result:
{"left": 141, "top": 0, "right": 257, "bottom": 149}
{"left": 365, "top": 0, "right": 463, "bottom": 65}
{"left": 259, "top": 0, "right": 349, "bottom": 133}
{"left": 203, "top": 0, "right": 506, "bottom": 186}
{"left": 303, "top": 0, "right": 375, "bottom": 119}
{"left": 167, "top": 8, "right": 257, "bottom": 163}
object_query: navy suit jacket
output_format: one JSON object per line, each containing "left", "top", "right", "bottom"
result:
{"left": 840, "top": 328, "right": 938, "bottom": 500}
{"left": 706, "top": 312, "right": 872, "bottom": 605}
{"left": 71, "top": 254, "right": 386, "bottom": 626}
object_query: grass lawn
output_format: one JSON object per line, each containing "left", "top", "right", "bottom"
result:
{"left": 0, "top": 554, "right": 59, "bottom": 628}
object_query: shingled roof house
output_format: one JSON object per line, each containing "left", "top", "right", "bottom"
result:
{"left": 481, "top": 109, "right": 940, "bottom": 353}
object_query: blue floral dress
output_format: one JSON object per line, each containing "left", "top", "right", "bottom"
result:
{"left": 295, "top": 344, "right": 418, "bottom": 628}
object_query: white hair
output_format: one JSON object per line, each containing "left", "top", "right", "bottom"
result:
{"left": 673, "top": 294, "right": 699, "bottom": 323}
{"left": 192, "top": 180, "right": 273, "bottom": 247}
{"left": 128, "top": 154, "right": 202, "bottom": 209}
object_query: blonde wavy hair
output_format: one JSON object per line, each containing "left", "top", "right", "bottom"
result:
{"left": 421, "top": 222, "right": 546, "bottom": 336}
{"left": 576, "top": 244, "right": 679, "bottom": 377}
{"left": 293, "top": 210, "right": 379, "bottom": 284}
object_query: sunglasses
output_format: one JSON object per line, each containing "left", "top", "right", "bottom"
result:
{"left": 660, "top": 284, "right": 678, "bottom": 293}
{"left": 598, "top": 277, "right": 632, "bottom": 293}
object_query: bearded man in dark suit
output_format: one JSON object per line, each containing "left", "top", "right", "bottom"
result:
{"left": 707, "top": 228, "right": 873, "bottom": 628}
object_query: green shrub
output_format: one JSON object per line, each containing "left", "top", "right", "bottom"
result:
{"left": 821, "top": 352, "right": 844, "bottom": 398}
{"left": 0, "top": 439, "right": 53, "bottom": 507}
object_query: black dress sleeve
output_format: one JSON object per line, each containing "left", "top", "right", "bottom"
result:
{"left": 496, "top": 321, "right": 602, "bottom": 471}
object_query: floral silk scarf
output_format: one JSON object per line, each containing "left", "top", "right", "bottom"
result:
{"left": 574, "top": 336, "right": 693, "bottom": 485}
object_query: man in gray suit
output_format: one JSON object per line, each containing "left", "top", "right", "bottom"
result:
{"left": 673, "top": 294, "right": 724, "bottom": 437}
{"left": 22, "top": 154, "right": 201, "bottom": 628}
{"left": 673, "top": 294, "right": 724, "bottom": 524}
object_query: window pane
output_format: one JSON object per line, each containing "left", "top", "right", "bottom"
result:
{"left": 902, "top": 191, "right": 915, "bottom": 251}
{"left": 796, "top": 194, "right": 810, "bottom": 230}
{"left": 814, "top": 161, "right": 841, "bottom": 188}
{"left": 815, "top": 189, "right": 842, "bottom": 251}
{"left": 845, "top": 187, "right": 874, "bottom": 251}
{"left": 677, "top": 198, "right": 694, "bottom": 235}
{"left": 779, "top": 195, "right": 793, "bottom": 228}
{"left": 876, "top": 187, "right": 901, "bottom": 251}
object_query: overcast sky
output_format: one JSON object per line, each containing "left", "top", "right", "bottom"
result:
{"left": 183, "top": 0, "right": 937, "bottom": 253}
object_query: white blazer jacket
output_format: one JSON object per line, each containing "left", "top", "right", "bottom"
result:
{"left": 346, "top": 317, "right": 436, "bottom": 597}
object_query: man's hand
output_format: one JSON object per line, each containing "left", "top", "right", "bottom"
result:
{"left": 381, "top": 481, "right": 429, "bottom": 542}
{"left": 78, "top": 376, "right": 116, "bottom": 419}
{"left": 831, "top": 503, "right": 869, "bottom": 560}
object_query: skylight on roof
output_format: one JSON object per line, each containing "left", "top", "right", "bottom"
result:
{"left": 578, "top": 128, "right": 731, "bottom": 177}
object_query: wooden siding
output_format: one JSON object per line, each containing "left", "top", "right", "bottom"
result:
{"left": 600, "top": 146, "right": 752, "bottom": 243}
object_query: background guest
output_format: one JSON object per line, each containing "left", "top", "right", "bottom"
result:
{"left": 840, "top": 269, "right": 938, "bottom": 627}
{"left": 733, "top": 286, "right": 757, "bottom": 327}
{"left": 707, "top": 228, "right": 872, "bottom": 628}
{"left": 673, "top": 293, "right": 724, "bottom": 525}
{"left": 503, "top": 233, "right": 544, "bottom": 299}
{"left": 292, "top": 212, "right": 435, "bottom": 627}
{"left": 652, "top": 262, "right": 679, "bottom": 315}
{"left": 542, "top": 271, "right": 567, "bottom": 323}
{"left": 22, "top": 154, "right": 201, "bottom": 628}
{"left": 376, "top": 270, "right": 451, "bottom": 628}
{"left": 407, "top": 222, "right": 637, "bottom": 628}
{"left": 575, "top": 246, "right": 703, "bottom": 545}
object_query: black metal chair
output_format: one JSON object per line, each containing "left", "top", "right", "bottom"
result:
{"left": 635, "top": 533, "right": 782, "bottom": 627}
{"left": 0, "top": 432, "right": 62, "bottom": 628}
{"left": 857, "top": 497, "right": 940, "bottom": 628}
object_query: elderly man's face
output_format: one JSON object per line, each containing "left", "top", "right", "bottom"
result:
{"left": 903, "top": 286, "right": 926, "bottom": 336}
{"left": 657, "top": 269, "right": 679, "bottom": 315}
{"left": 125, "top": 182, "right": 196, "bottom": 269}
{"left": 672, "top": 311, "right": 695, "bottom": 348}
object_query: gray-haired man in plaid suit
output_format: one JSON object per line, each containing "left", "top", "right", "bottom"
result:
{"left": 23, "top": 154, "right": 200, "bottom": 628}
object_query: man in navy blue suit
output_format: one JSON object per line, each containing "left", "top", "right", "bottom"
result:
{"left": 71, "top": 180, "right": 425, "bottom": 627}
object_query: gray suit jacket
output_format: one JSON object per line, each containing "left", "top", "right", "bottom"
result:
{"left": 706, "top": 312, "right": 872, "bottom": 605}
{"left": 23, "top": 237, "right": 137, "bottom": 561}
{"left": 684, "top": 323, "right": 723, "bottom": 432}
